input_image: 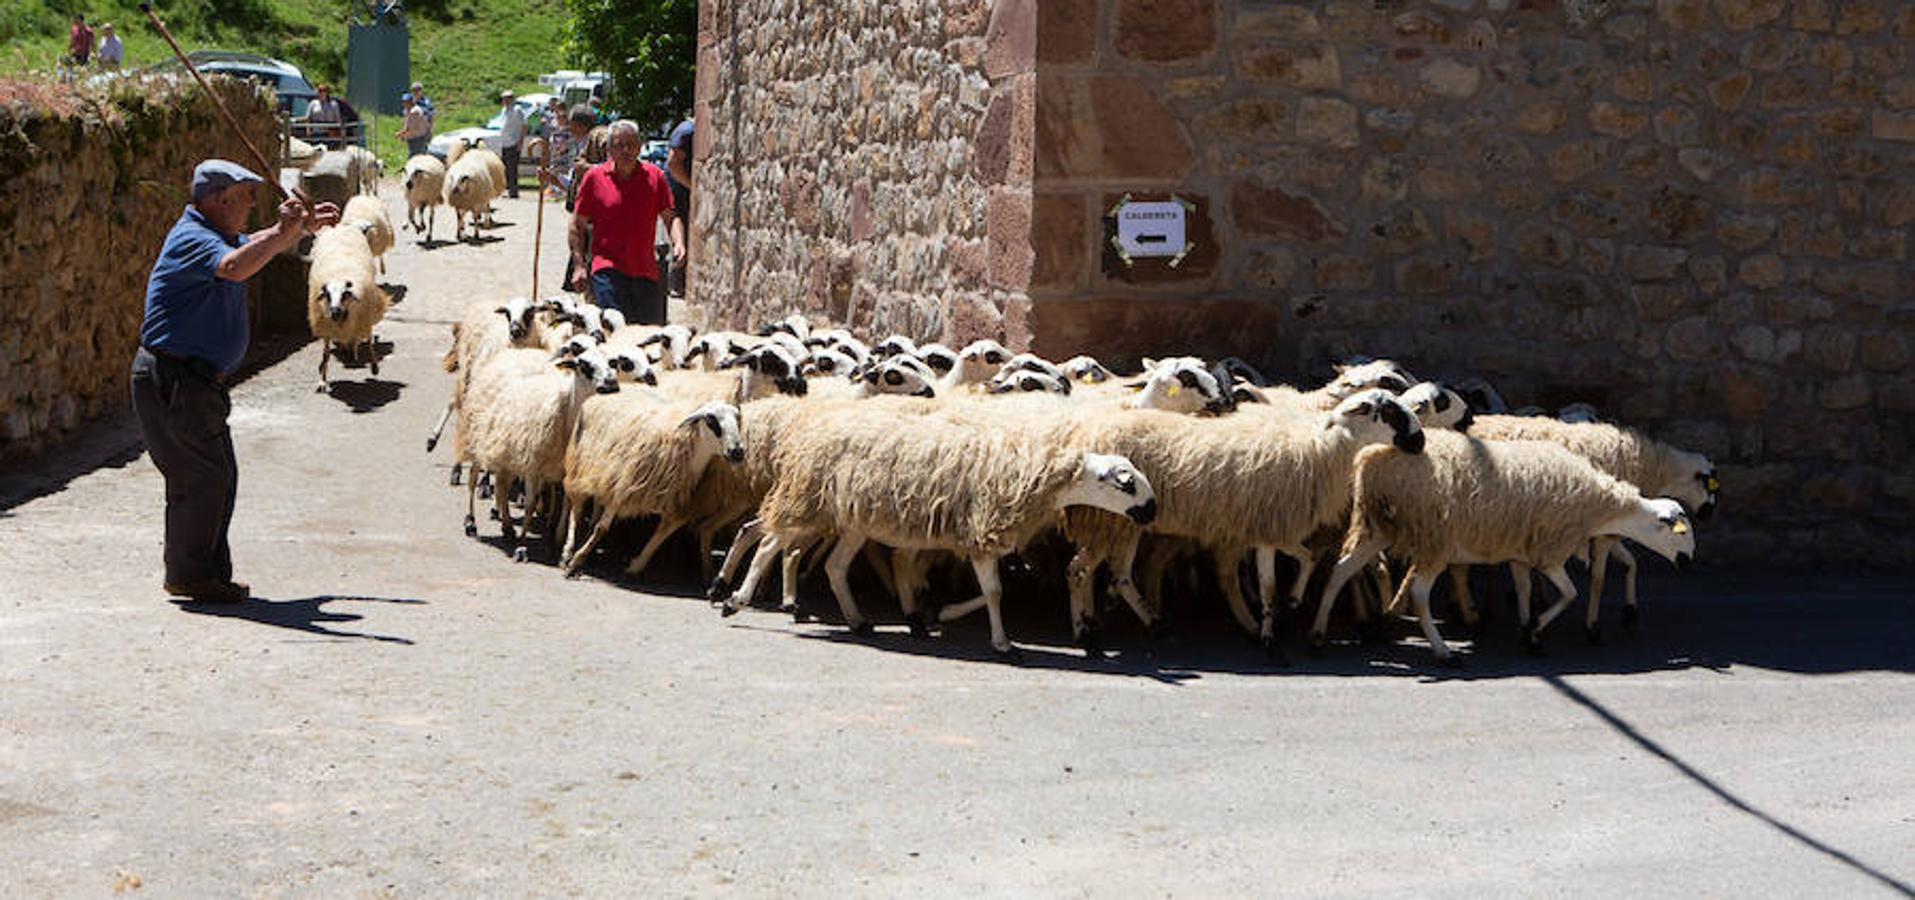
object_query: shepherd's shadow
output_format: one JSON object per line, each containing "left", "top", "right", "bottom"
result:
{"left": 173, "top": 594, "right": 424, "bottom": 644}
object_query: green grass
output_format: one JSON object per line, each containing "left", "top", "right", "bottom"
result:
{"left": 2, "top": 0, "right": 570, "bottom": 170}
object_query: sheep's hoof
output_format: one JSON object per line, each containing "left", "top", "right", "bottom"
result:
{"left": 1261, "top": 634, "right": 1292, "bottom": 667}
{"left": 315, "top": 382, "right": 329, "bottom": 393}
{"left": 425, "top": 436, "right": 439, "bottom": 453}
{"left": 369, "top": 360, "right": 380, "bottom": 377}
{"left": 781, "top": 602, "right": 809, "bottom": 623}
{"left": 706, "top": 576, "right": 730, "bottom": 602}
{"left": 478, "top": 482, "right": 494, "bottom": 501}
{"left": 993, "top": 644, "right": 1023, "bottom": 664}
{"left": 907, "top": 613, "right": 933, "bottom": 640}
{"left": 487, "top": 508, "right": 500, "bottom": 521}
{"left": 1076, "top": 628, "right": 1103, "bottom": 659}
{"left": 512, "top": 545, "right": 530, "bottom": 563}
{"left": 1524, "top": 629, "right": 1547, "bottom": 657}
{"left": 719, "top": 603, "right": 740, "bottom": 619}
{"left": 848, "top": 620, "right": 875, "bottom": 638}
{"left": 1585, "top": 624, "right": 1603, "bottom": 646}
{"left": 447, "top": 465, "right": 461, "bottom": 486}
{"left": 1622, "top": 605, "right": 1640, "bottom": 631}
{"left": 462, "top": 515, "right": 477, "bottom": 537}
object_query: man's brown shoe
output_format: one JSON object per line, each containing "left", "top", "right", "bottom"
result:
{"left": 164, "top": 580, "right": 250, "bottom": 603}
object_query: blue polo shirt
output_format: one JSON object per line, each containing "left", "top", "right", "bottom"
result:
{"left": 140, "top": 206, "right": 251, "bottom": 374}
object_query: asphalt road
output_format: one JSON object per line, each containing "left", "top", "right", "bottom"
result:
{"left": 2, "top": 190, "right": 1911, "bottom": 897}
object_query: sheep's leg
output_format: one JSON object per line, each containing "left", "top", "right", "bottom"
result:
{"left": 1254, "top": 547, "right": 1278, "bottom": 618}
{"left": 779, "top": 540, "right": 809, "bottom": 619}
{"left": 1527, "top": 564, "right": 1580, "bottom": 655}
{"left": 803, "top": 535, "right": 837, "bottom": 579}
{"left": 627, "top": 516, "right": 687, "bottom": 576}
{"left": 316, "top": 339, "right": 332, "bottom": 392}
{"left": 712, "top": 516, "right": 764, "bottom": 600}
{"left": 1585, "top": 537, "right": 1613, "bottom": 644}
{"left": 1064, "top": 543, "right": 1107, "bottom": 654}
{"left": 860, "top": 543, "right": 897, "bottom": 599}
{"left": 1405, "top": 563, "right": 1458, "bottom": 665}
{"left": 822, "top": 531, "right": 871, "bottom": 636}
{"left": 366, "top": 336, "right": 380, "bottom": 377}
{"left": 894, "top": 549, "right": 932, "bottom": 639}
{"left": 1510, "top": 562, "right": 1535, "bottom": 630}
{"left": 495, "top": 475, "right": 517, "bottom": 542}
{"left": 1137, "top": 538, "right": 1178, "bottom": 620}
{"left": 1311, "top": 537, "right": 1387, "bottom": 650}
{"left": 1284, "top": 547, "right": 1316, "bottom": 609}
{"left": 557, "top": 497, "right": 586, "bottom": 571}
{"left": 562, "top": 513, "right": 616, "bottom": 578}
{"left": 1614, "top": 543, "right": 1641, "bottom": 629}
{"left": 965, "top": 555, "right": 1015, "bottom": 659}
{"left": 721, "top": 532, "right": 781, "bottom": 616}
{"left": 463, "top": 463, "right": 479, "bottom": 537}
{"left": 1446, "top": 564, "right": 1481, "bottom": 632}
{"left": 1105, "top": 530, "right": 1160, "bottom": 635}
{"left": 1212, "top": 546, "right": 1260, "bottom": 639}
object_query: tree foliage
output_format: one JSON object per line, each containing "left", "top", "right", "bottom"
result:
{"left": 563, "top": 0, "right": 696, "bottom": 132}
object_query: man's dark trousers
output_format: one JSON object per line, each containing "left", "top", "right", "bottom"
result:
{"left": 501, "top": 146, "right": 521, "bottom": 198}
{"left": 130, "top": 347, "right": 236, "bottom": 588}
{"left": 589, "top": 269, "right": 665, "bottom": 325}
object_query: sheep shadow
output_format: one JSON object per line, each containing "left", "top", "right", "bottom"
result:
{"left": 415, "top": 237, "right": 451, "bottom": 250}
{"left": 460, "top": 234, "right": 507, "bottom": 246}
{"left": 172, "top": 594, "right": 424, "bottom": 644}
{"left": 325, "top": 378, "right": 405, "bottom": 413}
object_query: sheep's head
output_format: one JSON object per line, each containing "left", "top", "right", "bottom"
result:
{"left": 757, "top": 314, "right": 810, "bottom": 342}
{"left": 872, "top": 334, "right": 917, "bottom": 359}
{"left": 953, "top": 339, "right": 1011, "bottom": 384}
{"left": 731, "top": 345, "right": 808, "bottom": 399}
{"left": 1449, "top": 375, "right": 1509, "bottom": 415}
{"left": 1401, "top": 381, "right": 1472, "bottom": 432}
{"left": 603, "top": 347, "right": 658, "bottom": 386}
{"left": 803, "top": 348, "right": 858, "bottom": 378}
{"left": 1607, "top": 497, "right": 1696, "bottom": 569}
{"left": 683, "top": 401, "right": 746, "bottom": 464}
{"left": 1062, "top": 355, "right": 1112, "bottom": 385}
{"left": 1677, "top": 453, "right": 1719, "bottom": 521}
{"left": 494, "top": 297, "right": 537, "bottom": 341}
{"left": 861, "top": 357, "right": 937, "bottom": 397}
{"left": 1329, "top": 389, "right": 1424, "bottom": 453}
{"left": 988, "top": 370, "right": 1071, "bottom": 396}
{"left": 915, "top": 343, "right": 959, "bottom": 378}
{"left": 1127, "top": 359, "right": 1229, "bottom": 414}
{"left": 1061, "top": 452, "right": 1157, "bottom": 525}
{"left": 1326, "top": 358, "right": 1417, "bottom": 399}
{"left": 599, "top": 308, "right": 627, "bottom": 336}
{"left": 555, "top": 347, "right": 620, "bottom": 394}
{"left": 318, "top": 280, "right": 358, "bottom": 321}
{"left": 999, "top": 353, "right": 1065, "bottom": 382}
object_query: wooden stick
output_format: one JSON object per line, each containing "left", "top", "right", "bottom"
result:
{"left": 531, "top": 143, "right": 546, "bottom": 300}
{"left": 138, "top": 2, "right": 309, "bottom": 206}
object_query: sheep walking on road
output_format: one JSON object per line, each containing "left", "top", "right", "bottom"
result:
{"left": 401, "top": 154, "right": 446, "bottom": 243}
{"left": 306, "top": 223, "right": 389, "bottom": 392}
{"left": 558, "top": 398, "right": 746, "bottom": 577}
{"left": 340, "top": 195, "right": 394, "bottom": 275}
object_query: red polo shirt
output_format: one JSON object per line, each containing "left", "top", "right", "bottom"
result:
{"left": 574, "top": 160, "right": 674, "bottom": 280}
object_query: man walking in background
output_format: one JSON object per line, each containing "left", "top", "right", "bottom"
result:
{"left": 395, "top": 92, "right": 430, "bottom": 158}
{"left": 566, "top": 120, "right": 682, "bottom": 324}
{"left": 131, "top": 160, "right": 338, "bottom": 603}
{"left": 664, "top": 115, "right": 694, "bottom": 298}
{"left": 497, "top": 89, "right": 526, "bottom": 199}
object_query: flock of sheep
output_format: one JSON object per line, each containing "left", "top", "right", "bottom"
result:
{"left": 423, "top": 296, "right": 1720, "bottom": 666}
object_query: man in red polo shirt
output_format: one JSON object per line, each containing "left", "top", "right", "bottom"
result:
{"left": 566, "top": 119, "right": 683, "bottom": 324}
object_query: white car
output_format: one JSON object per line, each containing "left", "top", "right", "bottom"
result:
{"left": 425, "top": 93, "right": 556, "bottom": 173}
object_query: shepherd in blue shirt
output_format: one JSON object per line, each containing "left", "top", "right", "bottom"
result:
{"left": 131, "top": 159, "right": 338, "bottom": 604}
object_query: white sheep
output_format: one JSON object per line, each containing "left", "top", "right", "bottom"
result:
{"left": 558, "top": 398, "right": 745, "bottom": 576}
{"left": 1313, "top": 430, "right": 1696, "bottom": 662}
{"left": 871, "top": 334, "right": 918, "bottom": 359}
{"left": 456, "top": 346, "right": 619, "bottom": 545}
{"left": 444, "top": 145, "right": 499, "bottom": 242}
{"left": 946, "top": 339, "right": 1011, "bottom": 389}
{"left": 426, "top": 296, "right": 545, "bottom": 459}
{"left": 732, "top": 408, "right": 1158, "bottom": 657}
{"left": 631, "top": 324, "right": 698, "bottom": 369}
{"left": 401, "top": 154, "right": 446, "bottom": 242}
{"left": 306, "top": 223, "right": 389, "bottom": 392}
{"left": 343, "top": 145, "right": 384, "bottom": 195}
{"left": 1061, "top": 355, "right": 1113, "bottom": 384}
{"left": 340, "top": 195, "right": 394, "bottom": 275}
{"left": 758, "top": 314, "right": 811, "bottom": 343}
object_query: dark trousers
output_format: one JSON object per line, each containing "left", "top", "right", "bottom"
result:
{"left": 589, "top": 269, "right": 664, "bottom": 325}
{"left": 130, "top": 347, "right": 236, "bottom": 588}
{"left": 501, "top": 145, "right": 521, "bottom": 197}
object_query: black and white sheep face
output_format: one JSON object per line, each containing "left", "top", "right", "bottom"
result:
{"left": 318, "top": 280, "right": 359, "bottom": 322}
{"left": 872, "top": 335, "right": 918, "bottom": 360}
{"left": 953, "top": 339, "right": 1012, "bottom": 384}
{"left": 1327, "top": 359, "right": 1417, "bottom": 399}
{"left": 1064, "top": 452, "right": 1158, "bottom": 525}
{"left": 1680, "top": 455, "right": 1720, "bottom": 521}
{"left": 988, "top": 370, "right": 1070, "bottom": 396}
{"left": 733, "top": 345, "right": 808, "bottom": 398}
{"left": 1401, "top": 381, "right": 1472, "bottom": 431}
{"left": 915, "top": 343, "right": 959, "bottom": 377}
{"left": 863, "top": 359, "right": 938, "bottom": 397}
{"left": 1330, "top": 389, "right": 1425, "bottom": 453}
{"left": 1131, "top": 360, "right": 1229, "bottom": 414}
{"left": 555, "top": 348, "right": 620, "bottom": 394}
{"left": 550, "top": 332, "right": 600, "bottom": 360}
{"left": 683, "top": 402, "right": 746, "bottom": 464}
{"left": 1612, "top": 497, "right": 1696, "bottom": 568}
{"left": 803, "top": 348, "right": 858, "bottom": 378}
{"left": 1061, "top": 355, "right": 1112, "bottom": 384}
{"left": 1000, "top": 353, "right": 1065, "bottom": 382}
{"left": 603, "top": 348, "right": 658, "bottom": 385}
{"left": 494, "top": 297, "right": 537, "bottom": 341}
{"left": 757, "top": 314, "right": 811, "bottom": 342}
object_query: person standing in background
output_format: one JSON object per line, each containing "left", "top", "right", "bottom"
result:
{"left": 566, "top": 120, "right": 682, "bottom": 323}
{"left": 96, "top": 23, "right": 124, "bottom": 70}
{"left": 303, "top": 84, "right": 343, "bottom": 147}
{"left": 497, "top": 89, "right": 526, "bottom": 199}
{"left": 664, "top": 116, "right": 694, "bottom": 298}
{"left": 409, "top": 81, "right": 436, "bottom": 127}
{"left": 395, "top": 92, "right": 430, "bottom": 158}
{"left": 66, "top": 14, "right": 93, "bottom": 67}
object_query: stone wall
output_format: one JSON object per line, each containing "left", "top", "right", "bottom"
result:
{"left": 691, "top": 0, "right": 1038, "bottom": 346}
{"left": 1024, "top": 0, "right": 1915, "bottom": 567}
{"left": 0, "top": 75, "right": 280, "bottom": 461}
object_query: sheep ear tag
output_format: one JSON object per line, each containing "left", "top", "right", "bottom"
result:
{"left": 1705, "top": 476, "right": 1721, "bottom": 493}
{"left": 1167, "top": 384, "right": 1181, "bottom": 397}
{"left": 1671, "top": 520, "right": 1690, "bottom": 534}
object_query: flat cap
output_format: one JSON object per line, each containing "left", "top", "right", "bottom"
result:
{"left": 190, "top": 159, "right": 263, "bottom": 201}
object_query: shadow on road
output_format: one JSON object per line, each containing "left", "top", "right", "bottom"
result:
{"left": 173, "top": 594, "right": 424, "bottom": 644}
{"left": 327, "top": 378, "right": 405, "bottom": 413}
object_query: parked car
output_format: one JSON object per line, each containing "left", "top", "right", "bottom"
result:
{"left": 140, "top": 51, "right": 317, "bottom": 115}
{"left": 427, "top": 92, "right": 555, "bottom": 175}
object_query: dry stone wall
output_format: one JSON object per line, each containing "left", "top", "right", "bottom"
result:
{"left": 692, "top": 0, "right": 1038, "bottom": 347}
{"left": 0, "top": 76, "right": 279, "bottom": 461}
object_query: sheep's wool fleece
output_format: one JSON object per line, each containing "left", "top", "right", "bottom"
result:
{"left": 443, "top": 152, "right": 498, "bottom": 211}
{"left": 305, "top": 226, "right": 388, "bottom": 344}
{"left": 1348, "top": 430, "right": 1644, "bottom": 567}
{"left": 1463, "top": 415, "right": 1696, "bottom": 500}
{"left": 459, "top": 349, "right": 591, "bottom": 484}
{"left": 404, "top": 155, "right": 446, "bottom": 204}
{"left": 765, "top": 410, "right": 1080, "bottom": 556}
{"left": 564, "top": 393, "right": 714, "bottom": 520}
{"left": 341, "top": 195, "right": 394, "bottom": 258}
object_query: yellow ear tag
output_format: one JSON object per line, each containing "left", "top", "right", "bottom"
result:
{"left": 1706, "top": 477, "right": 1720, "bottom": 493}
{"left": 1672, "top": 520, "right": 1690, "bottom": 534}
{"left": 1167, "top": 384, "right": 1181, "bottom": 397}
{"left": 1079, "top": 372, "right": 1094, "bottom": 383}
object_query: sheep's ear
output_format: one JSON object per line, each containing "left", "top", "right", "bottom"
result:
{"left": 554, "top": 357, "right": 578, "bottom": 370}
{"left": 1121, "top": 380, "right": 1146, "bottom": 392}
{"left": 1141, "top": 357, "right": 1159, "bottom": 371}
{"left": 1349, "top": 401, "right": 1375, "bottom": 417}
